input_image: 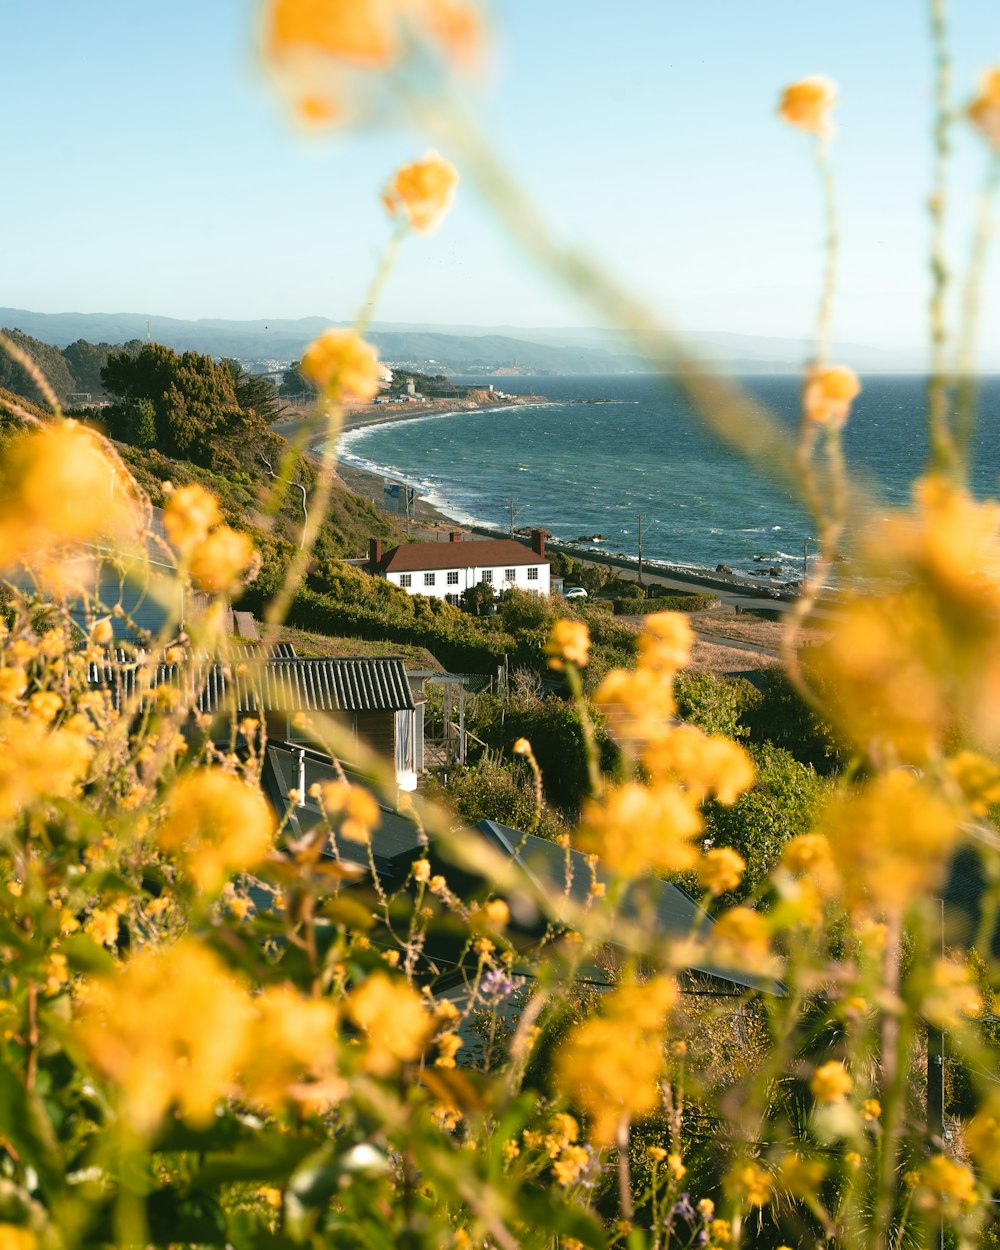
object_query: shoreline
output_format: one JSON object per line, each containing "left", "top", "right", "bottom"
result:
{"left": 272, "top": 396, "right": 806, "bottom": 610}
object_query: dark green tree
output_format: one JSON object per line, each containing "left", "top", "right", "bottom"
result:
{"left": 221, "top": 359, "right": 285, "bottom": 424}
{"left": 0, "top": 329, "right": 75, "bottom": 403}
{"left": 62, "top": 339, "right": 117, "bottom": 393}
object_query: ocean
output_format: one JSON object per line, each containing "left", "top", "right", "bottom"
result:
{"left": 336, "top": 374, "right": 1000, "bottom": 583}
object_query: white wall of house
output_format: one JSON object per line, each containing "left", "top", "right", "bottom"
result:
{"left": 386, "top": 562, "right": 551, "bottom": 601}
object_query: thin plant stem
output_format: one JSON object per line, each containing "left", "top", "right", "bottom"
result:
{"left": 927, "top": 0, "right": 958, "bottom": 479}
{"left": 815, "top": 137, "right": 838, "bottom": 367}
{"left": 954, "top": 156, "right": 1000, "bottom": 468}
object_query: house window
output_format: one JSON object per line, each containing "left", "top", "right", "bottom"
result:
{"left": 424, "top": 572, "right": 436, "bottom": 587}
{"left": 447, "top": 571, "right": 459, "bottom": 585}
{"left": 504, "top": 568, "right": 516, "bottom": 581}
{"left": 483, "top": 569, "right": 493, "bottom": 584}
{"left": 527, "top": 567, "right": 539, "bottom": 581}
{"left": 400, "top": 573, "right": 412, "bottom": 587}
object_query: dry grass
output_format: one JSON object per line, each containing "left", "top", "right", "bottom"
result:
{"left": 687, "top": 610, "right": 830, "bottom": 652}
{"left": 686, "top": 637, "right": 779, "bottom": 675}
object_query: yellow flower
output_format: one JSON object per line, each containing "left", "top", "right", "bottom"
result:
{"left": 917, "top": 1155, "right": 978, "bottom": 1214}
{"left": 0, "top": 719, "right": 95, "bottom": 821}
{"left": 484, "top": 898, "right": 509, "bottom": 928}
{"left": 777, "top": 1152, "right": 827, "bottom": 1197}
{"left": 418, "top": 0, "right": 484, "bottom": 69}
{"left": 75, "top": 939, "right": 253, "bottom": 1135}
{"left": 712, "top": 906, "right": 771, "bottom": 968}
{"left": 593, "top": 667, "right": 677, "bottom": 744}
{"left": 861, "top": 1098, "right": 881, "bottom": 1122}
{"left": 0, "top": 670, "right": 27, "bottom": 703}
{"left": 413, "top": 857, "right": 431, "bottom": 883}
{"left": 809, "top": 1060, "right": 852, "bottom": 1105}
{"left": 544, "top": 619, "right": 590, "bottom": 670}
{"left": 163, "top": 482, "right": 222, "bottom": 554}
{"left": 91, "top": 617, "right": 114, "bottom": 645}
{"left": 698, "top": 847, "right": 746, "bottom": 896}
{"left": 697, "top": 1198, "right": 715, "bottom": 1219}
{"left": 710, "top": 1217, "right": 733, "bottom": 1243}
{"left": 579, "top": 782, "right": 701, "bottom": 878}
{"left": 241, "top": 985, "right": 340, "bottom": 1111}
{"left": 156, "top": 769, "right": 276, "bottom": 894}
{"left": 966, "top": 1107, "right": 1000, "bottom": 1187}
{"left": 968, "top": 67, "right": 1000, "bottom": 149}
{"left": 778, "top": 76, "right": 836, "bottom": 136}
{"left": 301, "top": 329, "right": 382, "bottom": 401}
{"left": 668, "top": 1153, "right": 686, "bottom": 1180}
{"left": 188, "top": 525, "right": 257, "bottom": 595}
{"left": 552, "top": 1144, "right": 589, "bottom": 1187}
{"left": 544, "top": 1112, "right": 580, "bottom": 1155}
{"left": 347, "top": 973, "right": 432, "bottom": 1074}
{"left": 28, "top": 691, "right": 62, "bottom": 724}
{"left": 0, "top": 1227, "right": 37, "bottom": 1250}
{"left": 946, "top": 750, "right": 1000, "bottom": 815}
{"left": 636, "top": 612, "right": 693, "bottom": 673}
{"left": 817, "top": 772, "right": 959, "bottom": 914}
{"left": 513, "top": 737, "right": 532, "bottom": 755}
{"left": 728, "top": 1161, "right": 772, "bottom": 1207}
{"left": 85, "top": 907, "right": 120, "bottom": 949}
{"left": 0, "top": 421, "right": 141, "bottom": 568}
{"left": 803, "top": 364, "right": 861, "bottom": 429}
{"left": 921, "top": 957, "right": 983, "bottom": 1029}
{"left": 265, "top": 0, "right": 398, "bottom": 66}
{"left": 644, "top": 725, "right": 755, "bottom": 805}
{"left": 646, "top": 1145, "right": 667, "bottom": 1163}
{"left": 320, "top": 781, "right": 381, "bottom": 842}
{"left": 435, "top": 1030, "right": 462, "bottom": 1068}
{"left": 554, "top": 976, "right": 676, "bottom": 1145}
{"left": 383, "top": 150, "right": 459, "bottom": 232}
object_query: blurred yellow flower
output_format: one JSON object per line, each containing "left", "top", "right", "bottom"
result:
{"left": 0, "top": 718, "right": 95, "bottom": 822}
{"left": 778, "top": 76, "right": 836, "bottom": 136}
{"left": 698, "top": 847, "right": 746, "bottom": 896}
{"left": 968, "top": 67, "right": 1000, "bottom": 149}
{"left": 593, "top": 666, "right": 677, "bottom": 743}
{"left": 555, "top": 976, "right": 676, "bottom": 1145}
{"left": 301, "top": 328, "right": 382, "bottom": 401}
{"left": 803, "top": 364, "right": 861, "bottom": 429}
{"left": 189, "top": 525, "right": 257, "bottom": 596}
{"left": 242, "top": 985, "right": 341, "bottom": 1111}
{"left": 712, "top": 906, "right": 771, "bottom": 969}
{"left": 0, "top": 421, "right": 141, "bottom": 568}
{"left": 579, "top": 782, "right": 701, "bottom": 878}
{"left": 636, "top": 611, "right": 693, "bottom": 673}
{"left": 157, "top": 769, "right": 276, "bottom": 893}
{"left": 347, "top": 973, "right": 432, "bottom": 1074}
{"left": 921, "top": 957, "right": 983, "bottom": 1029}
{"left": 966, "top": 1107, "right": 1000, "bottom": 1187}
{"left": 644, "top": 724, "right": 755, "bottom": 804}
{"left": 544, "top": 619, "right": 590, "bottom": 670}
{"left": 76, "top": 939, "right": 253, "bottom": 1134}
{"left": 320, "top": 780, "right": 381, "bottom": 842}
{"left": 265, "top": 0, "right": 398, "bottom": 66}
{"left": 810, "top": 1060, "right": 852, "bottom": 1104}
{"left": 552, "top": 1144, "right": 589, "bottom": 1187}
{"left": 164, "top": 482, "right": 222, "bottom": 554}
{"left": 777, "top": 1152, "right": 827, "bottom": 1197}
{"left": 728, "top": 1160, "right": 772, "bottom": 1207}
{"left": 917, "top": 1155, "right": 978, "bottom": 1214}
{"left": 384, "top": 150, "right": 459, "bottom": 232}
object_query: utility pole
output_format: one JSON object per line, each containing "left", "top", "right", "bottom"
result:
{"left": 508, "top": 499, "right": 517, "bottom": 535}
{"left": 637, "top": 514, "right": 645, "bottom": 587}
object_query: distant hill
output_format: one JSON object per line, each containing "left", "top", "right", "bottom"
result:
{"left": 1, "top": 307, "right": 930, "bottom": 374}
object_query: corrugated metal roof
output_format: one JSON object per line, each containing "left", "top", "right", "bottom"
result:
{"left": 381, "top": 538, "right": 549, "bottom": 574}
{"left": 88, "top": 657, "right": 414, "bottom": 713}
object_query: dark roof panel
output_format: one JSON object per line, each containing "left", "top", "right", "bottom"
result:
{"left": 88, "top": 657, "right": 415, "bottom": 714}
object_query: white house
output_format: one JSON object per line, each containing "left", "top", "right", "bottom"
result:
{"left": 369, "top": 531, "right": 551, "bottom": 602}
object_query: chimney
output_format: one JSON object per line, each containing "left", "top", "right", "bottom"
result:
{"left": 449, "top": 531, "right": 463, "bottom": 543}
{"left": 369, "top": 537, "right": 383, "bottom": 568}
{"left": 531, "top": 529, "right": 546, "bottom": 558}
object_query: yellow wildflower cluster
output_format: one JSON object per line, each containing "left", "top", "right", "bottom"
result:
{"left": 644, "top": 724, "right": 755, "bottom": 804}
{"left": 727, "top": 1160, "right": 772, "bottom": 1208}
{"left": 0, "top": 421, "right": 141, "bottom": 572}
{"left": 263, "top": 0, "right": 483, "bottom": 128}
{"left": 811, "top": 475, "right": 1000, "bottom": 762}
{"left": 594, "top": 612, "right": 694, "bottom": 743}
{"left": 164, "top": 482, "right": 257, "bottom": 595}
{"left": 916, "top": 1155, "right": 978, "bottom": 1216}
{"left": 346, "top": 972, "right": 433, "bottom": 1075}
{"left": 697, "top": 846, "right": 746, "bottom": 896}
{"left": 920, "top": 957, "right": 983, "bottom": 1029}
{"left": 319, "top": 781, "right": 382, "bottom": 842}
{"left": 156, "top": 769, "right": 276, "bottom": 894}
{"left": 384, "top": 150, "right": 460, "bottom": 233}
{"left": 578, "top": 782, "right": 701, "bottom": 879}
{"left": 777, "top": 1152, "right": 827, "bottom": 1197}
{"left": 76, "top": 940, "right": 341, "bottom": 1133}
{"left": 555, "top": 975, "right": 676, "bottom": 1145}
{"left": 809, "top": 1060, "right": 852, "bottom": 1105}
{"left": 0, "top": 715, "right": 95, "bottom": 823}
{"left": 301, "top": 328, "right": 383, "bottom": 402}
{"left": 816, "top": 771, "right": 959, "bottom": 915}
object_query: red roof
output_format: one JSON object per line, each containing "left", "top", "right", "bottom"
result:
{"left": 380, "top": 538, "right": 549, "bottom": 574}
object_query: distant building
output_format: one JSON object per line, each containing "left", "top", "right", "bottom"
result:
{"left": 368, "top": 531, "right": 551, "bottom": 603}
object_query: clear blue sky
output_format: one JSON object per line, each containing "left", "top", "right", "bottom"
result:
{"left": 2, "top": 1, "right": 1000, "bottom": 355}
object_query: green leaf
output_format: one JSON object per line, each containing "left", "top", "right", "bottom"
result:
{"left": 60, "top": 934, "right": 117, "bottom": 975}
{"left": 515, "top": 1187, "right": 607, "bottom": 1249}
{"left": 0, "top": 1059, "right": 64, "bottom": 1199}
{"left": 193, "top": 1135, "right": 319, "bottom": 1188}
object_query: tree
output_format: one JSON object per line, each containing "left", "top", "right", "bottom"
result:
{"left": 0, "top": 329, "right": 75, "bottom": 403}
{"left": 222, "top": 358, "right": 285, "bottom": 424}
{"left": 462, "top": 580, "right": 495, "bottom": 616}
{"left": 62, "top": 339, "right": 117, "bottom": 393}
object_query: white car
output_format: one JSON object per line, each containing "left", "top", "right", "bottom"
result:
{"left": 562, "top": 586, "right": 588, "bottom": 599}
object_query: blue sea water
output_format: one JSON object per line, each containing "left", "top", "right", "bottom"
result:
{"left": 337, "top": 374, "right": 1000, "bottom": 581}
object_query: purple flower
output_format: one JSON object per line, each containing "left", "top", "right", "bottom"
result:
{"left": 672, "top": 1193, "right": 696, "bottom": 1221}
{"left": 480, "top": 969, "right": 516, "bottom": 1003}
